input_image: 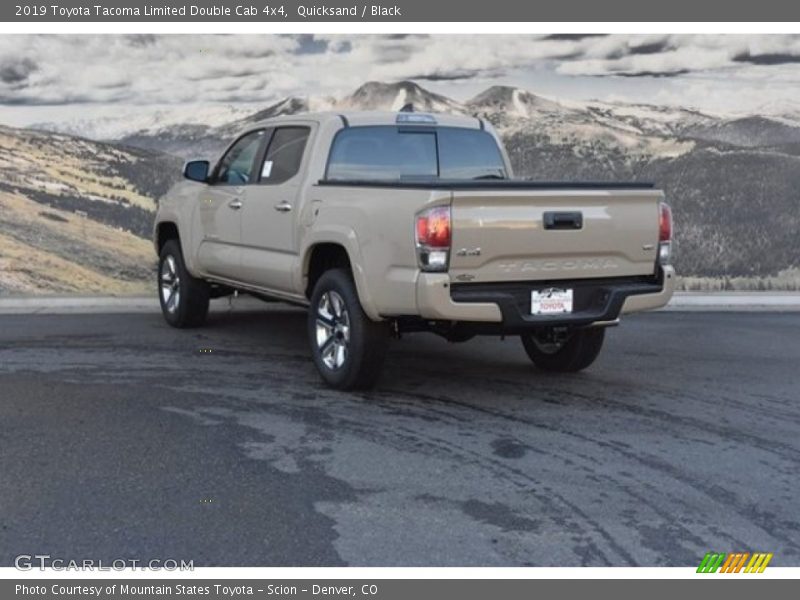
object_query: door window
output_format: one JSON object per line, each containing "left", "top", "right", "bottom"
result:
{"left": 260, "top": 127, "right": 310, "bottom": 185}
{"left": 215, "top": 130, "right": 264, "bottom": 185}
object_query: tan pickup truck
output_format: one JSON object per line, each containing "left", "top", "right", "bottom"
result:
{"left": 154, "top": 110, "right": 674, "bottom": 389}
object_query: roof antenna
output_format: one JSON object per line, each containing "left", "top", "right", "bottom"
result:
{"left": 400, "top": 103, "right": 414, "bottom": 112}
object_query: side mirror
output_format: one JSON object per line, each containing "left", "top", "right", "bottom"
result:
{"left": 183, "top": 160, "right": 210, "bottom": 183}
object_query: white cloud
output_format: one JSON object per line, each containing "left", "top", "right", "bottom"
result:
{"left": 1, "top": 34, "right": 800, "bottom": 121}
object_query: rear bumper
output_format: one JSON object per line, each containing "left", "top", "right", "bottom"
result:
{"left": 416, "top": 266, "right": 675, "bottom": 330}
{"left": 621, "top": 266, "right": 675, "bottom": 314}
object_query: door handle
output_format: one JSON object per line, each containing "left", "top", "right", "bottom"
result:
{"left": 228, "top": 199, "right": 243, "bottom": 210}
{"left": 274, "top": 201, "right": 292, "bottom": 213}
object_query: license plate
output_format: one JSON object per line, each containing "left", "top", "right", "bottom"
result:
{"left": 531, "top": 288, "right": 573, "bottom": 315}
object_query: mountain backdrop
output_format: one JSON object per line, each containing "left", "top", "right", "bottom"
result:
{"left": 2, "top": 80, "right": 800, "bottom": 294}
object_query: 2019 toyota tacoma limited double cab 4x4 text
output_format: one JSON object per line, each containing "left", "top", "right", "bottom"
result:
{"left": 154, "top": 110, "right": 675, "bottom": 390}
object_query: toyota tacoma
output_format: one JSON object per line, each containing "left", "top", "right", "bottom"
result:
{"left": 154, "top": 110, "right": 675, "bottom": 389}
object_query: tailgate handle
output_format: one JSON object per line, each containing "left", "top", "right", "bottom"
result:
{"left": 544, "top": 211, "right": 583, "bottom": 230}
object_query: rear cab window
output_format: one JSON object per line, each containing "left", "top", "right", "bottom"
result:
{"left": 325, "top": 125, "right": 507, "bottom": 181}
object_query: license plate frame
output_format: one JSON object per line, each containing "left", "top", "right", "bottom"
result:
{"left": 531, "top": 288, "right": 574, "bottom": 315}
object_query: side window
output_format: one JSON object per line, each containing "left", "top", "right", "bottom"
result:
{"left": 215, "top": 130, "right": 264, "bottom": 185}
{"left": 260, "top": 127, "right": 310, "bottom": 185}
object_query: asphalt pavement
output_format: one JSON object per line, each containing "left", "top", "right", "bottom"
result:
{"left": 0, "top": 307, "right": 798, "bottom": 566}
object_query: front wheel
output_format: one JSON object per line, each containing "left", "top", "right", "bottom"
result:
{"left": 158, "top": 239, "right": 209, "bottom": 328}
{"left": 308, "top": 269, "right": 389, "bottom": 390}
{"left": 521, "top": 327, "right": 605, "bottom": 372}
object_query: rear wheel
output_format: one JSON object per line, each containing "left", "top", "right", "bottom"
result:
{"left": 521, "top": 327, "right": 605, "bottom": 372}
{"left": 308, "top": 269, "right": 389, "bottom": 390}
{"left": 158, "top": 239, "right": 209, "bottom": 328}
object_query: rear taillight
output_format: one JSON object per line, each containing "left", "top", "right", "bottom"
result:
{"left": 658, "top": 202, "right": 672, "bottom": 265}
{"left": 415, "top": 205, "right": 451, "bottom": 272}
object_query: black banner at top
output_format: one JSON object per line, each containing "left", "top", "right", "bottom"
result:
{"left": 4, "top": 0, "right": 800, "bottom": 22}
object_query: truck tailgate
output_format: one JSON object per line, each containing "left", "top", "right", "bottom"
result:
{"left": 448, "top": 189, "right": 662, "bottom": 283}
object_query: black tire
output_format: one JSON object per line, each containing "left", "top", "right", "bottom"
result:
{"left": 158, "top": 239, "right": 210, "bottom": 328}
{"left": 308, "top": 269, "right": 389, "bottom": 390}
{"left": 521, "top": 327, "right": 605, "bottom": 372}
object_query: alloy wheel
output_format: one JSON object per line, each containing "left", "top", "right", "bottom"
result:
{"left": 315, "top": 290, "right": 350, "bottom": 370}
{"left": 160, "top": 255, "right": 181, "bottom": 314}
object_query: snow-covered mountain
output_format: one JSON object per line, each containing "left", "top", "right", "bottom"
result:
{"left": 468, "top": 86, "right": 570, "bottom": 120}
{"left": 215, "top": 95, "right": 336, "bottom": 136}
{"left": 682, "top": 116, "right": 800, "bottom": 148}
{"left": 32, "top": 104, "right": 255, "bottom": 143}
{"left": 582, "top": 102, "right": 717, "bottom": 138}
{"left": 339, "top": 81, "right": 466, "bottom": 114}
